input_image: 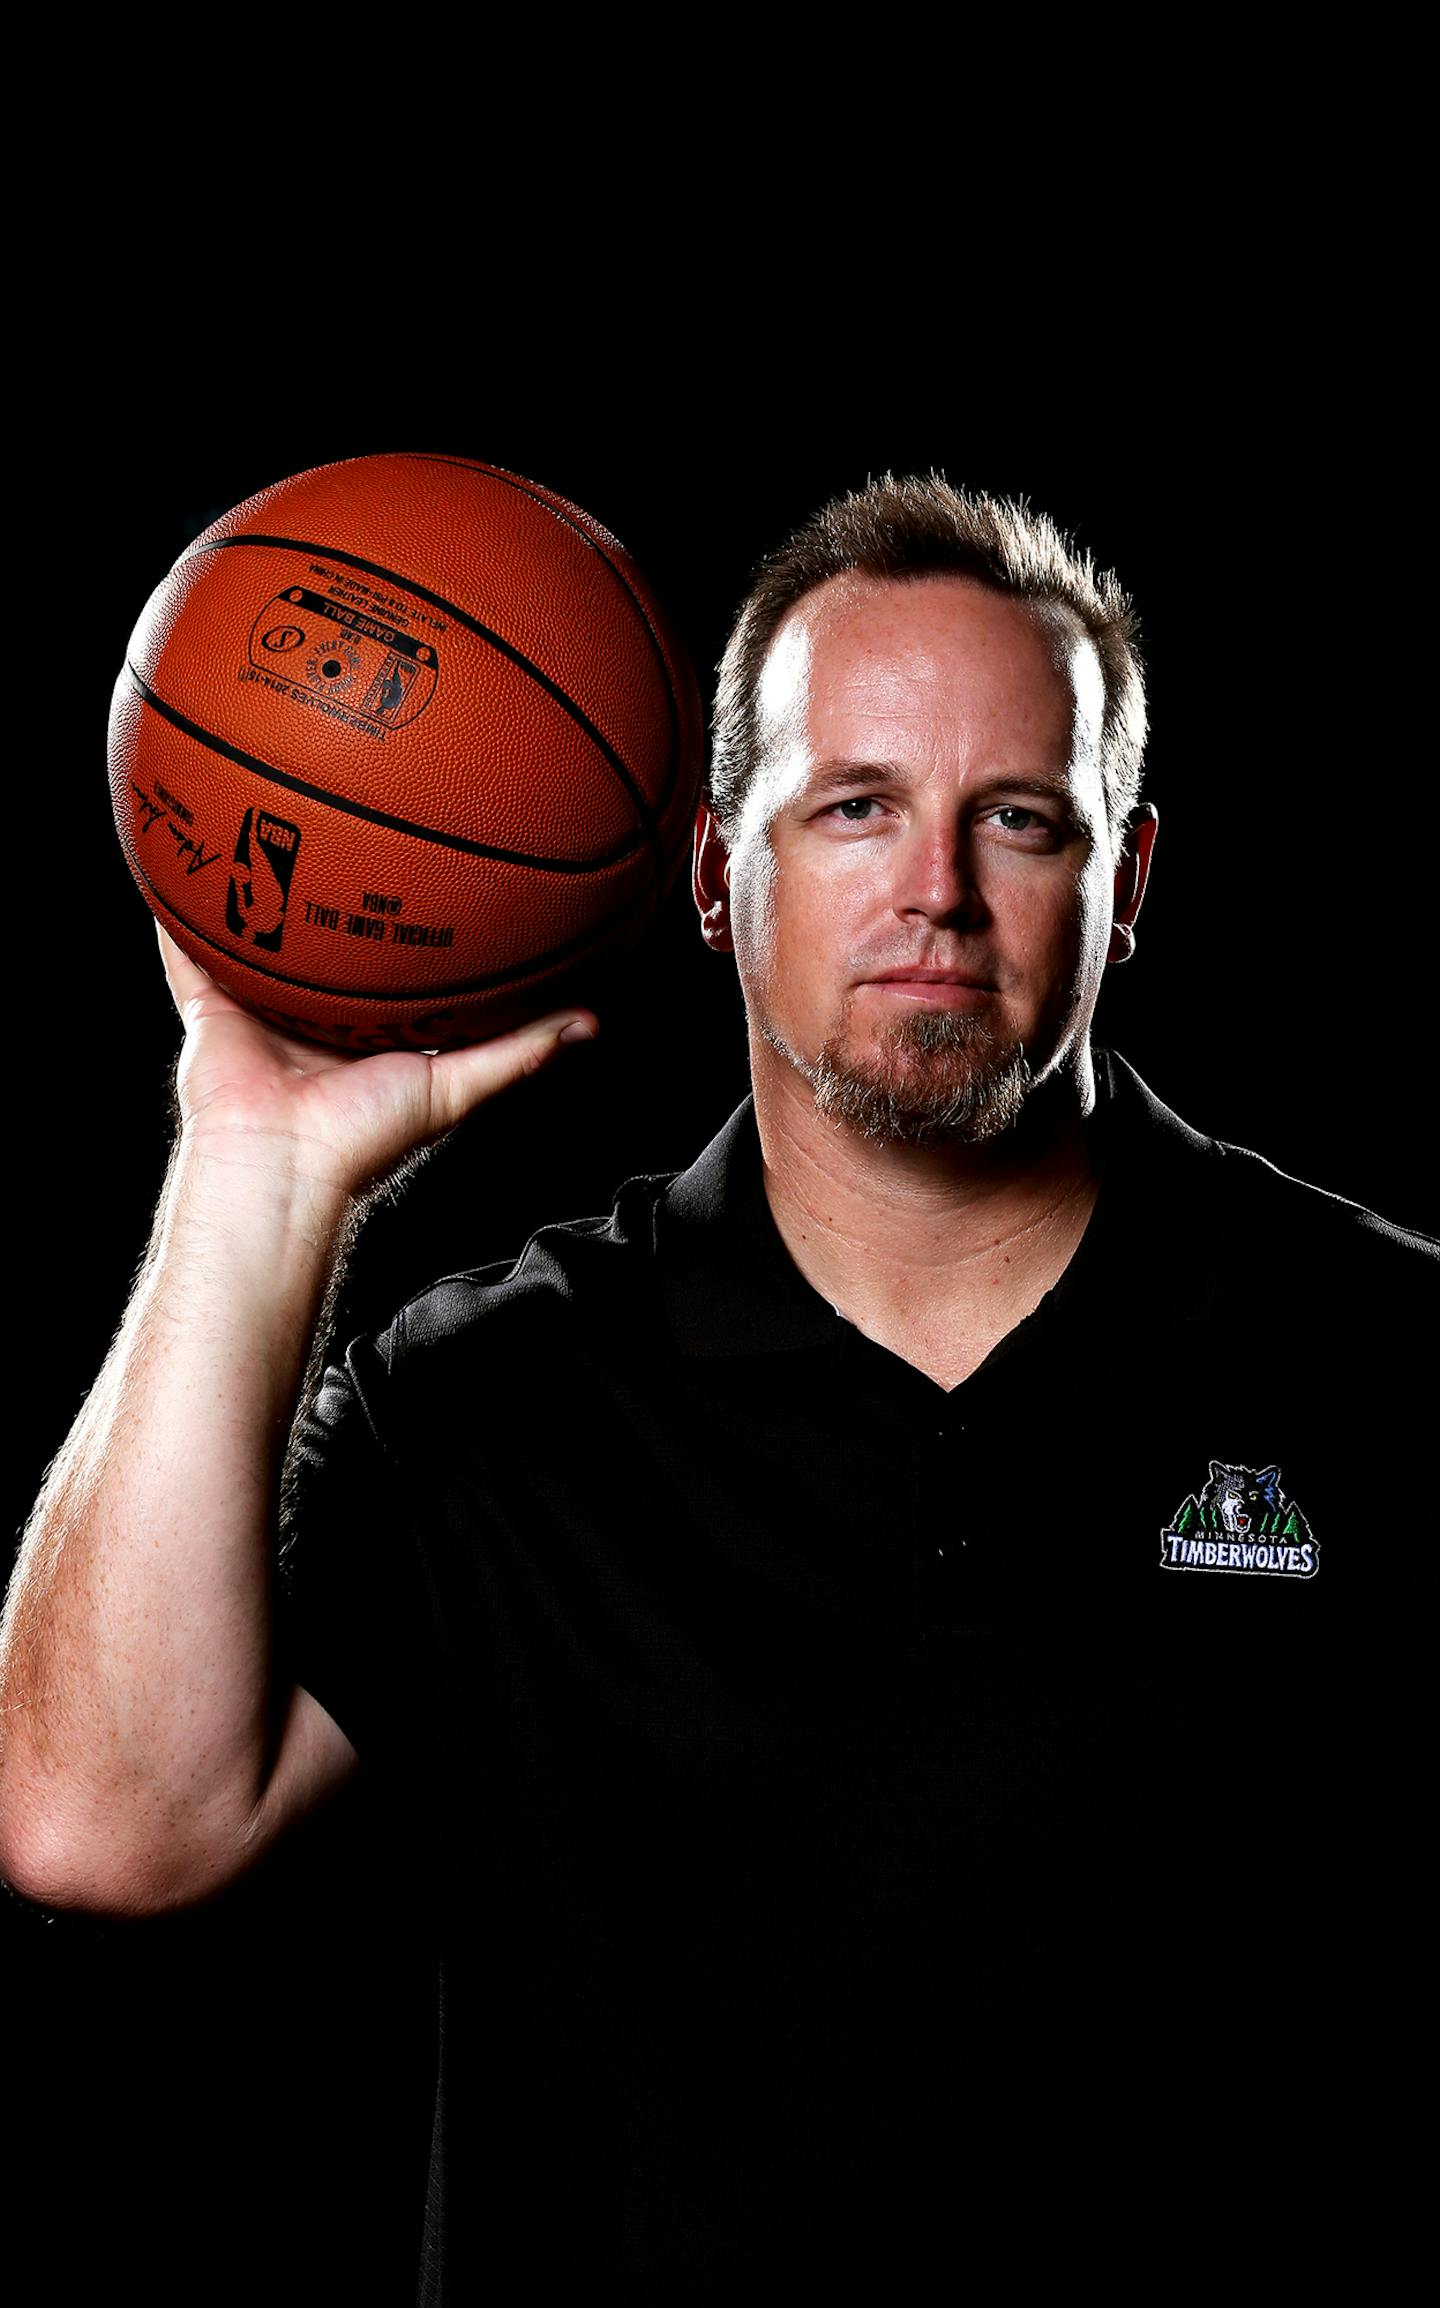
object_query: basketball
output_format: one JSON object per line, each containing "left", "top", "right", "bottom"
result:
{"left": 109, "top": 453, "right": 704, "bottom": 1051}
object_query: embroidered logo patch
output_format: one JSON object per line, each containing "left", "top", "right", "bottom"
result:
{"left": 1160, "top": 1461, "right": 1318, "bottom": 1579}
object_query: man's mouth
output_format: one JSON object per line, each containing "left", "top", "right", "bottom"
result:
{"left": 867, "top": 969, "right": 994, "bottom": 987}
{"left": 860, "top": 969, "right": 997, "bottom": 1004}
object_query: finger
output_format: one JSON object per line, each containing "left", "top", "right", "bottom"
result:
{"left": 156, "top": 923, "right": 216, "bottom": 1015}
{"left": 424, "top": 1009, "right": 598, "bottom": 1136}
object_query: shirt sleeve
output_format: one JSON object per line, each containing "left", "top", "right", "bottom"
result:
{"left": 276, "top": 1327, "right": 431, "bottom": 1770}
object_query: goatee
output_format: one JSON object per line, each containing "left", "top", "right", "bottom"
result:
{"left": 809, "top": 1009, "right": 1032, "bottom": 1148}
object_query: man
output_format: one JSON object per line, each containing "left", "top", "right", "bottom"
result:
{"left": 2, "top": 476, "right": 1432, "bottom": 2298}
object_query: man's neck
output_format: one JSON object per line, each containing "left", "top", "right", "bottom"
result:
{"left": 752, "top": 1042, "right": 1103, "bottom": 1391}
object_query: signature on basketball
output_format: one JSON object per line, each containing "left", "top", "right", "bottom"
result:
{"left": 132, "top": 784, "right": 222, "bottom": 878}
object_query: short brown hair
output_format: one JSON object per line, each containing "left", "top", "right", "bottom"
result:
{"left": 709, "top": 472, "right": 1147, "bottom": 837}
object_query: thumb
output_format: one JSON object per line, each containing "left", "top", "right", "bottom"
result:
{"left": 421, "top": 1009, "right": 598, "bottom": 1136}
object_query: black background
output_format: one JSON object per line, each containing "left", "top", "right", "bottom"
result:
{"left": 9, "top": 298, "right": 1431, "bottom": 2300}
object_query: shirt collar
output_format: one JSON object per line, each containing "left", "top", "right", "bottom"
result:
{"left": 655, "top": 1050, "right": 1229, "bottom": 1359}
{"left": 657, "top": 1094, "right": 838, "bottom": 1356}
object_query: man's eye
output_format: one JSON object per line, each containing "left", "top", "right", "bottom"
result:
{"left": 989, "top": 806, "right": 1064, "bottom": 843}
{"left": 831, "top": 796, "right": 878, "bottom": 821}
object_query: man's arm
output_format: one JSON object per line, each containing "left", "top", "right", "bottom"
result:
{"left": 0, "top": 928, "right": 594, "bottom": 1913}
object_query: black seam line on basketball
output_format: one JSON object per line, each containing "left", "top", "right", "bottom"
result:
{"left": 126, "top": 666, "right": 647, "bottom": 876}
{"left": 400, "top": 454, "right": 685, "bottom": 825}
{"left": 460, "top": 458, "right": 684, "bottom": 843}
{"left": 179, "top": 530, "right": 667, "bottom": 879}
{"left": 118, "top": 823, "right": 653, "bottom": 1001}
{"left": 415, "top": 457, "right": 683, "bottom": 947}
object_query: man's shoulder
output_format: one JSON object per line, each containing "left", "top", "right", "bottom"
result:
{"left": 370, "top": 1170, "right": 679, "bottom": 1378}
{"left": 358, "top": 1096, "right": 767, "bottom": 1388}
{"left": 1207, "top": 1136, "right": 1437, "bottom": 1265}
{"left": 1100, "top": 1049, "right": 1438, "bottom": 1284}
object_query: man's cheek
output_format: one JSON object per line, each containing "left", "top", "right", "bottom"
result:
{"left": 728, "top": 835, "right": 782, "bottom": 980}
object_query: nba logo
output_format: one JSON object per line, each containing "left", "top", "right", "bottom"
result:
{"left": 227, "top": 809, "right": 302, "bottom": 953}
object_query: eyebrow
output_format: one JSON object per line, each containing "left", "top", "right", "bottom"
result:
{"left": 802, "top": 759, "right": 1079, "bottom": 806}
{"left": 802, "top": 757, "right": 903, "bottom": 796}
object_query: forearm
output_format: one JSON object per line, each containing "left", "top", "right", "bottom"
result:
{"left": 0, "top": 1135, "right": 355, "bottom": 1910}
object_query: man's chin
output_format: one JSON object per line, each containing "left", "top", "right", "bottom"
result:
{"left": 809, "top": 1011, "right": 1033, "bottom": 1149}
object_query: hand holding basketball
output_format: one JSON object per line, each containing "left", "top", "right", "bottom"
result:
{"left": 157, "top": 924, "right": 595, "bottom": 1200}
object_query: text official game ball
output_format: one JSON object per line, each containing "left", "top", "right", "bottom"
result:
{"left": 109, "top": 454, "right": 705, "bottom": 1050}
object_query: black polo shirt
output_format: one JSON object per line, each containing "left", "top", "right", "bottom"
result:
{"left": 282, "top": 1051, "right": 1434, "bottom": 2300}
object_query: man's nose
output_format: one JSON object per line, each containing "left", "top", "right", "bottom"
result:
{"left": 892, "top": 821, "right": 987, "bottom": 928}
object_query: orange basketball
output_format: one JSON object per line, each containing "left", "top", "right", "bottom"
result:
{"left": 109, "top": 453, "right": 704, "bottom": 1051}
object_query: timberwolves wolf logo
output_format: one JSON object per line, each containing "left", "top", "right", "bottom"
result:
{"left": 1161, "top": 1461, "right": 1318, "bottom": 1578}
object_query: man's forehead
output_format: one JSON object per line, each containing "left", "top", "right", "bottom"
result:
{"left": 750, "top": 572, "right": 1104, "bottom": 792}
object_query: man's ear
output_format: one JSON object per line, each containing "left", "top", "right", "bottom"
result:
{"left": 692, "top": 801, "right": 734, "bottom": 953}
{"left": 1108, "top": 803, "right": 1158, "bottom": 964}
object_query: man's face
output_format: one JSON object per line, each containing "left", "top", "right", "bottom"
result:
{"left": 715, "top": 573, "right": 1131, "bottom": 1145}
